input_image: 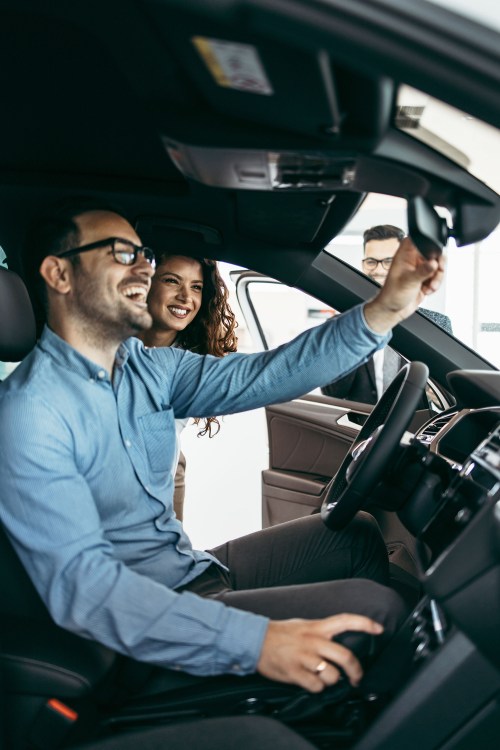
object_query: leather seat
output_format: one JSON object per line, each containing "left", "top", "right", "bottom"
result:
{"left": 0, "top": 267, "right": 125, "bottom": 746}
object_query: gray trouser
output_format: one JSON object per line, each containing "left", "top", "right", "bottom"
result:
{"left": 182, "top": 512, "right": 404, "bottom": 635}
{"left": 133, "top": 513, "right": 406, "bottom": 699}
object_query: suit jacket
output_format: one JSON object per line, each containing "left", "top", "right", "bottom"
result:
{"left": 322, "top": 358, "right": 379, "bottom": 404}
{"left": 418, "top": 308, "right": 453, "bottom": 334}
{"left": 321, "top": 351, "right": 404, "bottom": 404}
{"left": 321, "top": 307, "right": 452, "bottom": 404}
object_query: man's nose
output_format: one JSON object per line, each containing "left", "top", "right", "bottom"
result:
{"left": 135, "top": 253, "right": 155, "bottom": 278}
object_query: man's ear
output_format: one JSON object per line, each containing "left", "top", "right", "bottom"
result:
{"left": 39, "top": 256, "right": 73, "bottom": 294}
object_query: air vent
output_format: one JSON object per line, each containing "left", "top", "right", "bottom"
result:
{"left": 395, "top": 105, "right": 425, "bottom": 129}
{"left": 418, "top": 412, "right": 457, "bottom": 444}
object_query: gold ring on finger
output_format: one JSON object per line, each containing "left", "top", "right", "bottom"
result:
{"left": 314, "top": 659, "right": 327, "bottom": 674}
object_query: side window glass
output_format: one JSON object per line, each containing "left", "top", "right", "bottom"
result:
{"left": 241, "top": 280, "right": 333, "bottom": 396}
{"left": 244, "top": 280, "right": 334, "bottom": 350}
{"left": 241, "top": 277, "right": 443, "bottom": 410}
{"left": 243, "top": 279, "right": 399, "bottom": 404}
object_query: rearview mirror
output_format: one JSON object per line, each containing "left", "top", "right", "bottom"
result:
{"left": 407, "top": 196, "right": 449, "bottom": 258}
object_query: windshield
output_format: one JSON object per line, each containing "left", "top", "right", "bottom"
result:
{"left": 395, "top": 84, "right": 500, "bottom": 194}
{"left": 425, "top": 0, "right": 500, "bottom": 34}
{"left": 325, "top": 192, "right": 500, "bottom": 369}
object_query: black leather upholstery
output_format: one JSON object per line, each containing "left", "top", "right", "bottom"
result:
{"left": 0, "top": 525, "right": 52, "bottom": 620}
{"left": 0, "top": 272, "right": 54, "bottom": 628}
{"left": 0, "top": 266, "right": 36, "bottom": 361}
{"left": 2, "top": 616, "right": 116, "bottom": 697}
{"left": 0, "top": 270, "right": 120, "bottom": 748}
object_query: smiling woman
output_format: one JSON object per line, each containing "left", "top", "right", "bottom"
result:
{"left": 139, "top": 254, "right": 238, "bottom": 519}
{"left": 145, "top": 256, "right": 205, "bottom": 346}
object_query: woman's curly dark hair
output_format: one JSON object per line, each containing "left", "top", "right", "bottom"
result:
{"left": 156, "top": 254, "right": 238, "bottom": 437}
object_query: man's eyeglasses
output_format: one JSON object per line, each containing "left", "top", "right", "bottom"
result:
{"left": 57, "top": 237, "right": 156, "bottom": 269}
{"left": 361, "top": 257, "right": 393, "bottom": 271}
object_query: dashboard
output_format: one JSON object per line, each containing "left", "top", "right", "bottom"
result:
{"left": 386, "top": 370, "right": 500, "bottom": 677}
{"left": 354, "top": 371, "right": 500, "bottom": 748}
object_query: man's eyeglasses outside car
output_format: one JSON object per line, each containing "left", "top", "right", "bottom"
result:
{"left": 57, "top": 237, "right": 156, "bottom": 269}
{"left": 361, "top": 257, "right": 393, "bottom": 271}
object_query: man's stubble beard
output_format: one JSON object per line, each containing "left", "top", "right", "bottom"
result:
{"left": 71, "top": 271, "right": 152, "bottom": 349}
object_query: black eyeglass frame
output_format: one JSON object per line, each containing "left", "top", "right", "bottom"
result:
{"left": 361, "top": 257, "right": 394, "bottom": 270}
{"left": 57, "top": 237, "right": 156, "bottom": 268}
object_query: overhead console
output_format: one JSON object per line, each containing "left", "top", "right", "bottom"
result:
{"left": 164, "top": 142, "right": 430, "bottom": 194}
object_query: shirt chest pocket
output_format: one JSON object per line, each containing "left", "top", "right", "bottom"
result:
{"left": 139, "top": 408, "right": 176, "bottom": 473}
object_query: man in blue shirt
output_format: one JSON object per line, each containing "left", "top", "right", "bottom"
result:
{"left": 0, "top": 200, "right": 445, "bottom": 696}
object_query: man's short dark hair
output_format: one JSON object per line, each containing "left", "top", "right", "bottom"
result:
{"left": 22, "top": 196, "right": 128, "bottom": 334}
{"left": 363, "top": 224, "right": 405, "bottom": 250}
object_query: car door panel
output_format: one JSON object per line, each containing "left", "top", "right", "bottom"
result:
{"left": 262, "top": 395, "right": 365, "bottom": 526}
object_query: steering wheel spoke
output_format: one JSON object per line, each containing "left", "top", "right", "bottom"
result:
{"left": 321, "top": 362, "right": 429, "bottom": 530}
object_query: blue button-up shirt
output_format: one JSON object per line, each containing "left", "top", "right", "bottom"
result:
{"left": 0, "top": 304, "right": 389, "bottom": 676}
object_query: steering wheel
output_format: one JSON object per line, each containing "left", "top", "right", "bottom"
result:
{"left": 321, "top": 361, "right": 429, "bottom": 530}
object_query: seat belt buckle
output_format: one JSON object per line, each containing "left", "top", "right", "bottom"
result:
{"left": 28, "top": 698, "right": 78, "bottom": 749}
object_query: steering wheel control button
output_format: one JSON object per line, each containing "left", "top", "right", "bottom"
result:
{"left": 241, "top": 697, "right": 261, "bottom": 713}
{"left": 454, "top": 507, "right": 472, "bottom": 525}
{"left": 414, "top": 637, "right": 431, "bottom": 661}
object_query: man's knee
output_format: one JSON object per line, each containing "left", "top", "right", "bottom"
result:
{"left": 339, "top": 512, "right": 389, "bottom": 583}
{"left": 348, "top": 511, "right": 384, "bottom": 542}
{"left": 353, "top": 579, "right": 408, "bottom": 638}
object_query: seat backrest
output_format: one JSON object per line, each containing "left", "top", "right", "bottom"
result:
{"left": 0, "top": 268, "right": 129, "bottom": 749}
{"left": 0, "top": 524, "right": 53, "bottom": 620}
{"left": 0, "top": 265, "right": 36, "bottom": 362}
{"left": 0, "top": 267, "right": 47, "bottom": 617}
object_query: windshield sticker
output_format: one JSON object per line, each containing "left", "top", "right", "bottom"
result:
{"left": 192, "top": 37, "right": 273, "bottom": 95}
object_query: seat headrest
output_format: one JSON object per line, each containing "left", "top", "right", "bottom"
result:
{"left": 0, "top": 267, "right": 36, "bottom": 362}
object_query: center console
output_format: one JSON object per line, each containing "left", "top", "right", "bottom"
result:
{"left": 352, "top": 413, "right": 500, "bottom": 749}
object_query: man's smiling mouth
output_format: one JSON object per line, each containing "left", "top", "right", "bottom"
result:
{"left": 123, "top": 285, "right": 149, "bottom": 306}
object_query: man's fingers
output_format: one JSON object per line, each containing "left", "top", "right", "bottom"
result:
{"left": 422, "top": 254, "right": 446, "bottom": 294}
{"left": 257, "top": 615, "right": 385, "bottom": 693}
{"left": 317, "top": 640, "right": 364, "bottom": 686}
{"left": 305, "top": 615, "right": 384, "bottom": 686}
{"left": 396, "top": 237, "right": 442, "bottom": 277}
{"left": 300, "top": 661, "right": 343, "bottom": 693}
{"left": 319, "top": 613, "right": 384, "bottom": 639}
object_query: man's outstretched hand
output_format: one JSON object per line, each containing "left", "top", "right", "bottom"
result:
{"left": 257, "top": 614, "right": 384, "bottom": 693}
{"left": 363, "top": 236, "right": 446, "bottom": 334}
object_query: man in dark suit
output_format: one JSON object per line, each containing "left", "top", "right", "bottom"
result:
{"left": 322, "top": 224, "right": 452, "bottom": 404}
